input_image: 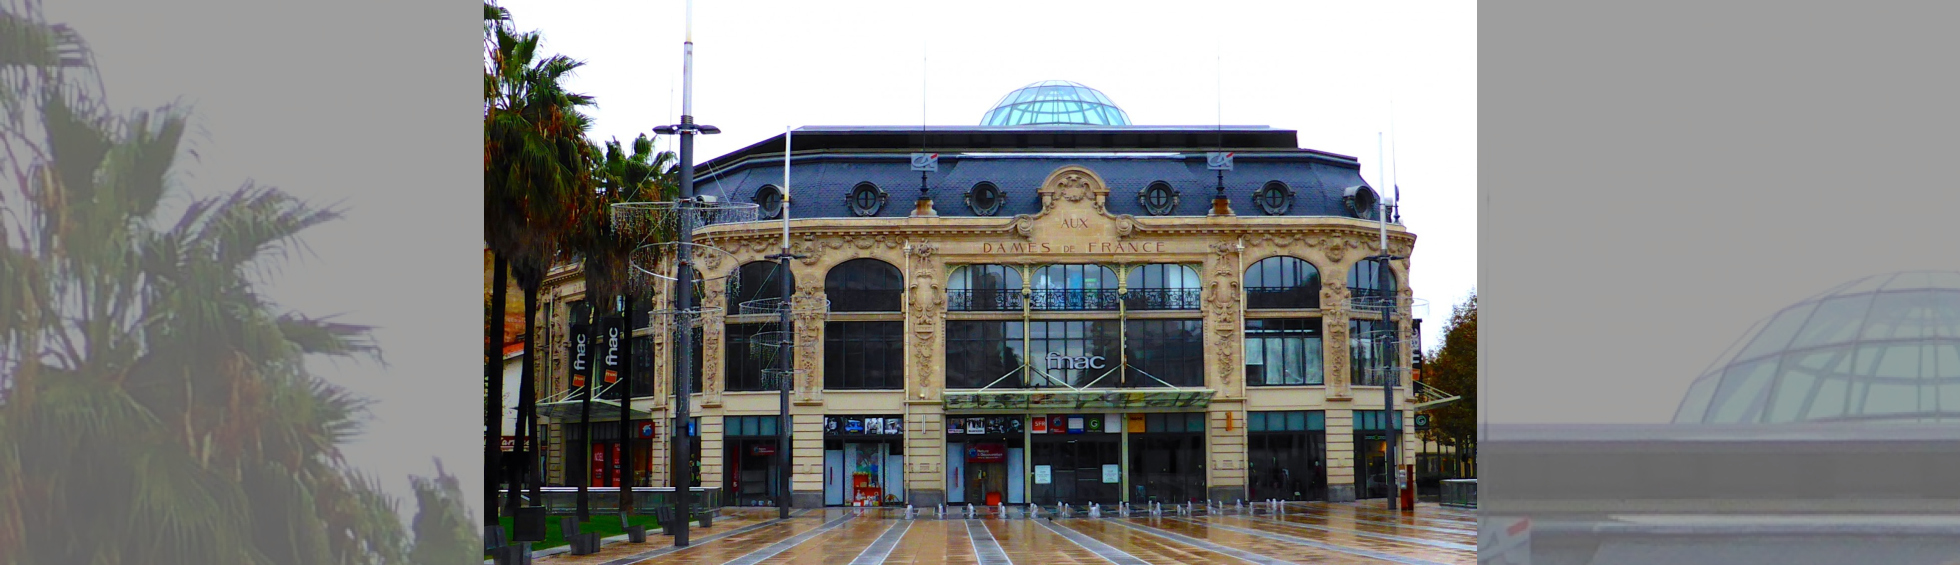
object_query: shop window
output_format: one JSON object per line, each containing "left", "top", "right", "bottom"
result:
{"left": 946, "top": 321, "right": 1025, "bottom": 389}
{"left": 1027, "top": 320, "right": 1122, "bottom": 388}
{"left": 949, "top": 264, "right": 1023, "bottom": 311}
{"left": 825, "top": 258, "right": 903, "bottom": 312}
{"left": 824, "top": 321, "right": 904, "bottom": 390}
{"left": 1123, "top": 319, "right": 1203, "bottom": 387}
{"left": 1348, "top": 258, "right": 1396, "bottom": 302}
{"left": 1028, "top": 264, "right": 1120, "bottom": 311}
{"left": 724, "top": 323, "right": 777, "bottom": 392}
{"left": 1245, "top": 318, "right": 1324, "bottom": 386}
{"left": 1123, "top": 264, "right": 1200, "bottom": 310}
{"left": 1350, "top": 318, "right": 1397, "bottom": 387}
{"left": 1245, "top": 256, "right": 1320, "bottom": 309}
{"left": 727, "top": 261, "right": 792, "bottom": 310}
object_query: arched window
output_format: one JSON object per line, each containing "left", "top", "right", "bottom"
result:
{"left": 949, "top": 264, "right": 1023, "bottom": 311}
{"left": 1348, "top": 258, "right": 1397, "bottom": 302}
{"left": 726, "top": 261, "right": 793, "bottom": 311}
{"left": 1245, "top": 256, "right": 1320, "bottom": 309}
{"left": 1124, "top": 264, "right": 1201, "bottom": 310}
{"left": 1028, "top": 264, "right": 1120, "bottom": 310}
{"left": 824, "top": 258, "right": 903, "bottom": 312}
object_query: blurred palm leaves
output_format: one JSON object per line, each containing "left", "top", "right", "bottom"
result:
{"left": 0, "top": 3, "right": 463, "bottom": 563}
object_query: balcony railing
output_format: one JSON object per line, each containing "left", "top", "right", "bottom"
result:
{"left": 1027, "top": 289, "right": 1123, "bottom": 311}
{"left": 947, "top": 289, "right": 1022, "bottom": 312}
{"left": 1121, "top": 288, "right": 1201, "bottom": 311}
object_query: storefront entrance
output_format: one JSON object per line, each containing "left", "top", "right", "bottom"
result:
{"left": 823, "top": 415, "right": 906, "bottom": 506}
{"left": 1031, "top": 416, "right": 1121, "bottom": 506}
{"left": 1247, "top": 410, "right": 1327, "bottom": 501}
{"left": 1128, "top": 412, "right": 1206, "bottom": 504}
{"left": 946, "top": 415, "right": 1024, "bottom": 506}
{"left": 723, "top": 416, "right": 783, "bottom": 507}
{"left": 1353, "top": 410, "right": 1402, "bottom": 500}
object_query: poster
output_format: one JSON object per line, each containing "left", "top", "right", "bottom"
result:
{"left": 966, "top": 418, "right": 985, "bottom": 435}
{"left": 1030, "top": 415, "right": 1048, "bottom": 434}
{"left": 1102, "top": 464, "right": 1120, "bottom": 484}
{"left": 1033, "top": 465, "right": 1052, "bottom": 485}
{"left": 884, "top": 418, "right": 903, "bottom": 435}
{"left": 1067, "top": 416, "right": 1085, "bottom": 434}
{"left": 865, "top": 417, "right": 884, "bottom": 434}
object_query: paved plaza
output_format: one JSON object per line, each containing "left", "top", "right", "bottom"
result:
{"left": 523, "top": 502, "right": 1475, "bottom": 565}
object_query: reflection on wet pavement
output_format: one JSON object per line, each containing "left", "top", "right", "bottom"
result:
{"left": 522, "top": 504, "right": 1475, "bottom": 565}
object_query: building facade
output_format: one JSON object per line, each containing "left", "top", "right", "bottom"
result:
{"left": 528, "top": 84, "right": 1437, "bottom": 508}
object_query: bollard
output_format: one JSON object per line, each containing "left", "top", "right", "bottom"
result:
{"left": 997, "top": 503, "right": 1004, "bottom": 518}
{"left": 906, "top": 505, "right": 915, "bottom": 520}
{"left": 1089, "top": 503, "right": 1100, "bottom": 518}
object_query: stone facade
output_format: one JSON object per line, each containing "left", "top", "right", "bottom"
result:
{"left": 530, "top": 164, "right": 1421, "bottom": 506}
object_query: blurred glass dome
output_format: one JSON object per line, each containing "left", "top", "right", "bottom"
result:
{"left": 1675, "top": 271, "right": 1960, "bottom": 424}
{"left": 979, "top": 80, "right": 1131, "bottom": 126}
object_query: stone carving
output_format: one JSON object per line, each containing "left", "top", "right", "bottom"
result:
{"left": 1012, "top": 215, "right": 1035, "bottom": 239}
{"left": 792, "top": 286, "right": 827, "bottom": 401}
{"left": 1056, "top": 172, "right": 1094, "bottom": 203}
{"left": 1114, "top": 215, "right": 1138, "bottom": 239}
{"left": 1322, "top": 281, "right": 1352, "bottom": 395}
{"left": 908, "top": 244, "right": 943, "bottom": 397}
{"left": 1323, "top": 236, "right": 1353, "bottom": 264}
{"left": 1204, "top": 242, "right": 1242, "bottom": 392}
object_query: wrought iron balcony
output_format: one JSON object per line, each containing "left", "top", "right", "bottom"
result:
{"left": 947, "top": 289, "right": 1023, "bottom": 312}
{"left": 1027, "top": 289, "right": 1123, "bottom": 311}
{"left": 1121, "top": 288, "right": 1201, "bottom": 311}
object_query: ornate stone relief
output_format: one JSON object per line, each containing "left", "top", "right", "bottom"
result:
{"left": 1204, "top": 241, "right": 1242, "bottom": 394}
{"left": 791, "top": 286, "right": 827, "bottom": 402}
{"left": 700, "top": 285, "right": 726, "bottom": 405}
{"left": 1321, "top": 281, "right": 1353, "bottom": 397}
{"left": 908, "top": 243, "right": 943, "bottom": 398}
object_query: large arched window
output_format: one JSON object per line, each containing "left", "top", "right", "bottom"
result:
{"left": 1029, "top": 264, "right": 1120, "bottom": 310}
{"left": 824, "top": 258, "right": 903, "bottom": 312}
{"left": 1245, "top": 256, "right": 1320, "bottom": 309}
{"left": 824, "top": 258, "right": 904, "bottom": 390}
{"left": 1124, "top": 264, "right": 1201, "bottom": 310}
{"left": 727, "top": 261, "right": 793, "bottom": 310}
{"left": 1348, "top": 258, "right": 1397, "bottom": 302}
{"left": 949, "top": 264, "right": 1023, "bottom": 311}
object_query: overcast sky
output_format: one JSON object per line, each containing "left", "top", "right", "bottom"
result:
{"left": 492, "top": 0, "right": 1480, "bottom": 351}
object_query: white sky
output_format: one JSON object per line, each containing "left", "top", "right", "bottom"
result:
{"left": 493, "top": 0, "right": 1480, "bottom": 351}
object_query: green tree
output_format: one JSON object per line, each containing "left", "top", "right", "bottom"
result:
{"left": 484, "top": 0, "right": 598, "bottom": 517}
{"left": 1421, "top": 291, "right": 1477, "bottom": 477}
{"left": 407, "top": 460, "right": 477, "bottom": 564}
{"left": 0, "top": 8, "right": 413, "bottom": 563}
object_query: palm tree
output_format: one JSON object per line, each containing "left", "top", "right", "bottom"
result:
{"left": 484, "top": 1, "right": 598, "bottom": 520}
{"left": 0, "top": 17, "right": 407, "bottom": 564}
{"left": 562, "top": 133, "right": 675, "bottom": 519}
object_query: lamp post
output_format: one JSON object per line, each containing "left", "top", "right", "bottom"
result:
{"left": 651, "top": 0, "right": 719, "bottom": 544}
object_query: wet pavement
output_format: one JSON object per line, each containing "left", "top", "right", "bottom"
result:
{"left": 526, "top": 503, "right": 1474, "bottom": 565}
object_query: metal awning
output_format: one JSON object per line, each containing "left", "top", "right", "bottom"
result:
{"left": 943, "top": 389, "right": 1215, "bottom": 411}
{"left": 535, "top": 397, "right": 655, "bottom": 422}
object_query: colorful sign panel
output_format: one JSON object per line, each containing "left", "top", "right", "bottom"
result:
{"left": 966, "top": 443, "right": 1007, "bottom": 463}
{"left": 942, "top": 390, "right": 1214, "bottom": 411}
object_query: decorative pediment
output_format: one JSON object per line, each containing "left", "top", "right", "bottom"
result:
{"left": 1002, "top": 165, "right": 1143, "bottom": 242}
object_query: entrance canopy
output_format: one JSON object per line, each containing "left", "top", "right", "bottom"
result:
{"left": 535, "top": 397, "right": 655, "bottom": 422}
{"left": 943, "top": 389, "right": 1214, "bottom": 412}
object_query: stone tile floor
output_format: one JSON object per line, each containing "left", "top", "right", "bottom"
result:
{"left": 521, "top": 503, "right": 1475, "bottom": 565}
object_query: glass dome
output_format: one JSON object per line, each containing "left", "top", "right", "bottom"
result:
{"left": 1674, "top": 271, "right": 1960, "bottom": 424}
{"left": 979, "top": 80, "right": 1132, "bottom": 126}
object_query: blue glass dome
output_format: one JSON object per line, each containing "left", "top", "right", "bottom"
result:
{"left": 979, "top": 80, "right": 1132, "bottom": 126}
{"left": 1674, "top": 271, "right": 1960, "bottom": 424}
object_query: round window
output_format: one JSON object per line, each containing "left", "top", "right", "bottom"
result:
{"left": 1139, "top": 181, "right": 1179, "bottom": 216}
{"left": 753, "top": 184, "right": 783, "bottom": 219}
{"left": 848, "top": 182, "right": 887, "bottom": 217}
{"left": 966, "top": 181, "right": 1004, "bottom": 216}
{"left": 1255, "top": 180, "right": 1294, "bottom": 215}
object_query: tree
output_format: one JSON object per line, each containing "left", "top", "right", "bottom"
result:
{"left": 484, "top": 0, "right": 597, "bottom": 517}
{"left": 0, "top": 7, "right": 413, "bottom": 562}
{"left": 1421, "top": 291, "right": 1477, "bottom": 477}
{"left": 407, "top": 460, "right": 477, "bottom": 564}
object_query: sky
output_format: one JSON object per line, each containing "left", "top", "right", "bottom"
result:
{"left": 491, "top": 0, "right": 1481, "bottom": 352}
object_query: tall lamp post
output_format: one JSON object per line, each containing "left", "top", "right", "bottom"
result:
{"left": 1369, "top": 197, "right": 1405, "bottom": 512}
{"left": 652, "top": 0, "right": 719, "bottom": 544}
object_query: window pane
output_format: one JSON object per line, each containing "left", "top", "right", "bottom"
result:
{"left": 1287, "top": 411, "right": 1307, "bottom": 432}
